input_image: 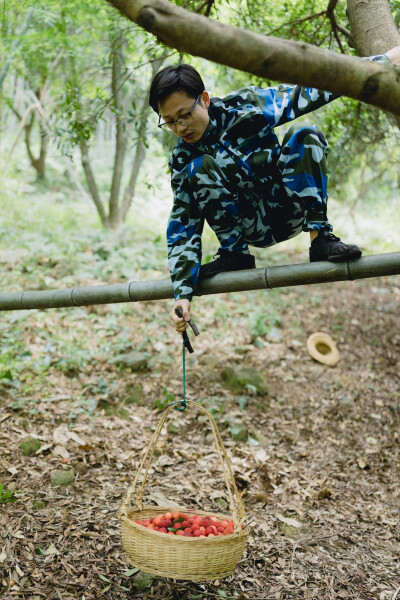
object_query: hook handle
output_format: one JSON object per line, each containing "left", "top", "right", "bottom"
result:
{"left": 175, "top": 307, "right": 199, "bottom": 353}
{"left": 175, "top": 306, "right": 200, "bottom": 336}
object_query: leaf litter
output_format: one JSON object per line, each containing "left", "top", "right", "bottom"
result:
{"left": 0, "top": 265, "right": 400, "bottom": 599}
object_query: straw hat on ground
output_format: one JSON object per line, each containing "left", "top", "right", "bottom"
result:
{"left": 307, "top": 332, "right": 339, "bottom": 366}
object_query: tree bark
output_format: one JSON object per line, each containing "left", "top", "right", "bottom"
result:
{"left": 109, "top": 33, "right": 128, "bottom": 229}
{"left": 346, "top": 0, "right": 400, "bottom": 129}
{"left": 106, "top": 0, "right": 400, "bottom": 116}
{"left": 346, "top": 0, "right": 400, "bottom": 56}
{"left": 120, "top": 57, "right": 164, "bottom": 222}
{"left": 79, "top": 139, "right": 109, "bottom": 227}
{"left": 24, "top": 111, "right": 48, "bottom": 179}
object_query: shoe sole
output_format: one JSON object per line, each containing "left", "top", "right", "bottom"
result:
{"left": 326, "top": 250, "right": 362, "bottom": 262}
{"left": 199, "top": 264, "right": 256, "bottom": 279}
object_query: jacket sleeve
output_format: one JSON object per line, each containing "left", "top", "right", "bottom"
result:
{"left": 250, "top": 54, "right": 391, "bottom": 129}
{"left": 167, "top": 164, "right": 204, "bottom": 301}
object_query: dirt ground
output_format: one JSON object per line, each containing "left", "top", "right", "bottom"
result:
{"left": 1, "top": 269, "right": 400, "bottom": 600}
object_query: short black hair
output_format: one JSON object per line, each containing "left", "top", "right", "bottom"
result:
{"left": 149, "top": 64, "right": 205, "bottom": 114}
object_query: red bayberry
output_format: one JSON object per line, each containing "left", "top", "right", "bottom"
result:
{"left": 221, "top": 520, "right": 230, "bottom": 528}
{"left": 224, "top": 527, "right": 234, "bottom": 535}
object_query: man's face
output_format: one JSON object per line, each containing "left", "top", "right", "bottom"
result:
{"left": 158, "top": 90, "right": 210, "bottom": 144}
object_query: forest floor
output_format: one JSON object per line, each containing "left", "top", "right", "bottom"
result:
{"left": 1, "top": 250, "right": 400, "bottom": 599}
{"left": 1, "top": 178, "right": 400, "bottom": 599}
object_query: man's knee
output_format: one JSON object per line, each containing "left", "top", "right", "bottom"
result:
{"left": 282, "top": 123, "right": 328, "bottom": 152}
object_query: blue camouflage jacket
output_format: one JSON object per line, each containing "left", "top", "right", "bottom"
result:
{"left": 167, "top": 55, "right": 390, "bottom": 301}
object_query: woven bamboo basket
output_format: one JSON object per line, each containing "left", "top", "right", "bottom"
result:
{"left": 119, "top": 399, "right": 249, "bottom": 581}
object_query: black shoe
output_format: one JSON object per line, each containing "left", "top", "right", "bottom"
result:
{"left": 309, "top": 232, "right": 362, "bottom": 263}
{"left": 199, "top": 249, "right": 256, "bottom": 279}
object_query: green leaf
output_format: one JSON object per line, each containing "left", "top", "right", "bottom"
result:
{"left": 217, "top": 590, "right": 229, "bottom": 598}
{"left": 122, "top": 568, "right": 139, "bottom": 577}
{"left": 0, "top": 369, "right": 13, "bottom": 380}
{"left": 35, "top": 546, "right": 46, "bottom": 555}
{"left": 99, "top": 574, "right": 111, "bottom": 583}
{"left": 173, "top": 517, "right": 184, "bottom": 524}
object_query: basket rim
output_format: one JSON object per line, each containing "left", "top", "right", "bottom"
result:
{"left": 120, "top": 506, "right": 249, "bottom": 541}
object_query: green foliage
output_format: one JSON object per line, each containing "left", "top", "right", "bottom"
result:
{"left": 1, "top": 0, "right": 399, "bottom": 215}
{"left": 155, "top": 387, "right": 176, "bottom": 411}
{"left": 0, "top": 483, "right": 20, "bottom": 503}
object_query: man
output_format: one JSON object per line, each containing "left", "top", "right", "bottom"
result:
{"left": 148, "top": 47, "right": 400, "bottom": 334}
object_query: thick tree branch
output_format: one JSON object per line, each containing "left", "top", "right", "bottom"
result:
{"left": 106, "top": 0, "right": 400, "bottom": 116}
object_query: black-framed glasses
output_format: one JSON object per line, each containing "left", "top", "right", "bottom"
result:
{"left": 158, "top": 95, "right": 201, "bottom": 132}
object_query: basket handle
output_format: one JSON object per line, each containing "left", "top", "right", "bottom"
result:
{"left": 120, "top": 400, "right": 246, "bottom": 532}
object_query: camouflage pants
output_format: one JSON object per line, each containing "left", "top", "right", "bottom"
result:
{"left": 187, "top": 123, "right": 333, "bottom": 254}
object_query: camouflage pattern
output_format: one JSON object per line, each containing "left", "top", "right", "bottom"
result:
{"left": 167, "top": 55, "right": 390, "bottom": 300}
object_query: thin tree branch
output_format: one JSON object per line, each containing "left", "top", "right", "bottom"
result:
{"left": 195, "top": 0, "right": 215, "bottom": 17}
{"left": 0, "top": 6, "right": 34, "bottom": 90}
{"left": 326, "top": 1, "right": 345, "bottom": 53}
{"left": 267, "top": 11, "right": 326, "bottom": 36}
{"left": 336, "top": 24, "right": 351, "bottom": 39}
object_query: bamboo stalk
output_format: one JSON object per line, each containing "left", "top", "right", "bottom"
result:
{"left": 0, "top": 253, "right": 399, "bottom": 311}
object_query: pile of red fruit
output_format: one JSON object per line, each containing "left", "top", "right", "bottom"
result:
{"left": 135, "top": 511, "right": 235, "bottom": 537}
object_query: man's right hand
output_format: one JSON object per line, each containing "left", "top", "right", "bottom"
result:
{"left": 387, "top": 45, "right": 400, "bottom": 66}
{"left": 170, "top": 299, "right": 191, "bottom": 334}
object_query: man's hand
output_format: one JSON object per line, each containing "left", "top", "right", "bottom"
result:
{"left": 386, "top": 46, "right": 400, "bottom": 66}
{"left": 170, "top": 299, "right": 191, "bottom": 334}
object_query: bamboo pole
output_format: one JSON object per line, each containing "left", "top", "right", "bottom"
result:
{"left": 0, "top": 252, "right": 399, "bottom": 312}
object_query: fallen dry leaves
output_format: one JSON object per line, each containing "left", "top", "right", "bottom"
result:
{"left": 1, "top": 274, "right": 400, "bottom": 599}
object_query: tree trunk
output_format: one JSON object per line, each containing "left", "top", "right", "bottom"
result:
{"left": 120, "top": 57, "right": 164, "bottom": 222}
{"left": 79, "top": 139, "right": 109, "bottom": 227}
{"left": 108, "top": 33, "right": 128, "bottom": 229}
{"left": 346, "top": 0, "right": 400, "bottom": 56}
{"left": 346, "top": 0, "right": 400, "bottom": 127}
{"left": 24, "top": 112, "right": 48, "bottom": 179}
{"left": 106, "top": 0, "right": 400, "bottom": 116}
{"left": 120, "top": 100, "right": 149, "bottom": 222}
